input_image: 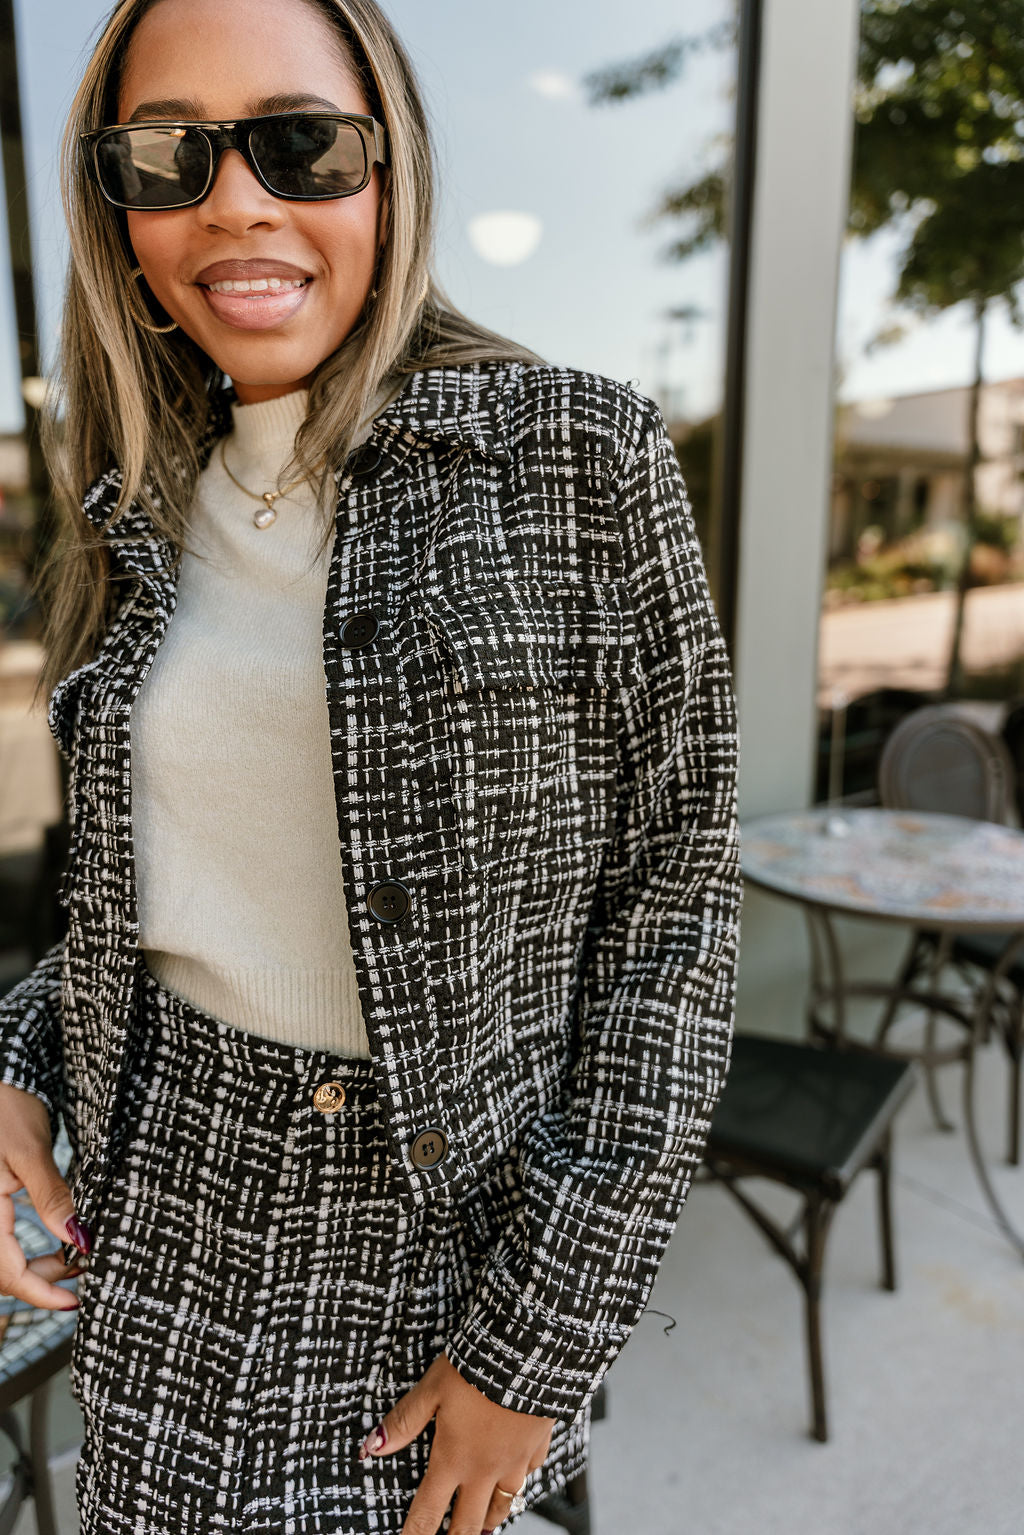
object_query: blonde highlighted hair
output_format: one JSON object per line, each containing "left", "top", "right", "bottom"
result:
{"left": 36, "top": 0, "right": 545, "bottom": 699}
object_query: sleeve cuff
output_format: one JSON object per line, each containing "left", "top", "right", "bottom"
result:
{"left": 444, "top": 1257, "right": 629, "bottom": 1421}
{"left": 0, "top": 1054, "right": 62, "bottom": 1145}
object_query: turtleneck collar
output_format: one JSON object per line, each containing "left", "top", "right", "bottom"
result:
{"left": 229, "top": 388, "right": 310, "bottom": 466}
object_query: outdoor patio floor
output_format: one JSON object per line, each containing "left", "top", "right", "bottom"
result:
{"left": 9, "top": 1006, "right": 1022, "bottom": 1535}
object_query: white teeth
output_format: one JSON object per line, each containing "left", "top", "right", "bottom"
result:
{"left": 206, "top": 277, "right": 308, "bottom": 294}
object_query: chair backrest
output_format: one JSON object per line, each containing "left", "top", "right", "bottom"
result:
{"left": 877, "top": 705, "right": 1018, "bottom": 824}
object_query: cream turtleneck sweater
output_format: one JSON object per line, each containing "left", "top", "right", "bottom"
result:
{"left": 131, "top": 383, "right": 396, "bottom": 1056}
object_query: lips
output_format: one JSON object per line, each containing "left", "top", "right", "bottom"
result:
{"left": 194, "top": 258, "right": 313, "bottom": 284}
{"left": 193, "top": 258, "right": 314, "bottom": 330}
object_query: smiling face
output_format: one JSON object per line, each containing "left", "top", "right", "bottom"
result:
{"left": 118, "top": 0, "right": 385, "bottom": 403}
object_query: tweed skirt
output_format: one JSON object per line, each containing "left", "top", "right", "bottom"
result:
{"left": 68, "top": 961, "right": 590, "bottom": 1534}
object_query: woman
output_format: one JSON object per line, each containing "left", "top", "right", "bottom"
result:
{"left": 0, "top": 0, "right": 743, "bottom": 1531}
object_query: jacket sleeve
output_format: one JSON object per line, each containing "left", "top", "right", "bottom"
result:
{"left": 0, "top": 939, "right": 66, "bottom": 1145}
{"left": 444, "top": 399, "right": 743, "bottom": 1420}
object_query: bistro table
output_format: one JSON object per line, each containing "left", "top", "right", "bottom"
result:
{"left": 741, "top": 806, "right": 1024, "bottom": 1259}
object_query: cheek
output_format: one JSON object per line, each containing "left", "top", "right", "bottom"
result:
{"left": 301, "top": 200, "right": 380, "bottom": 278}
{"left": 126, "top": 212, "right": 191, "bottom": 286}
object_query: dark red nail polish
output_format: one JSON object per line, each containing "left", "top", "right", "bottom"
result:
{"left": 65, "top": 1215, "right": 93, "bottom": 1255}
{"left": 358, "top": 1423, "right": 387, "bottom": 1461}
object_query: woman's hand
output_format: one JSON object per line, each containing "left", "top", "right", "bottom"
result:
{"left": 359, "top": 1351, "right": 554, "bottom": 1534}
{"left": 0, "top": 1083, "right": 89, "bottom": 1309}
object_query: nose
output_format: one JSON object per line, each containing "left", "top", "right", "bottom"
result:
{"left": 198, "top": 147, "right": 286, "bottom": 234}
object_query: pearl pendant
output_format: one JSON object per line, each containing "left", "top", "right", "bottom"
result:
{"left": 253, "top": 505, "right": 277, "bottom": 528}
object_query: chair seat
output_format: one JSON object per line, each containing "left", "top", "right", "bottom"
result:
{"left": 707, "top": 1034, "right": 918, "bottom": 1199}
{"left": 947, "top": 927, "right": 1024, "bottom": 984}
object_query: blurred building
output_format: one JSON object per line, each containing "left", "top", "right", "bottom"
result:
{"left": 830, "top": 377, "right": 1024, "bottom": 562}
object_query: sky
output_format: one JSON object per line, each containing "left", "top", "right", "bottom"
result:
{"left": 1, "top": 0, "right": 1021, "bottom": 436}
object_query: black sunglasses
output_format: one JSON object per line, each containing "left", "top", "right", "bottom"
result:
{"left": 81, "top": 111, "right": 389, "bottom": 210}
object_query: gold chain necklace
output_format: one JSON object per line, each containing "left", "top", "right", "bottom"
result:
{"left": 219, "top": 437, "right": 324, "bottom": 528}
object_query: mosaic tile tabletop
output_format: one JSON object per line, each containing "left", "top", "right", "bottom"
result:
{"left": 741, "top": 808, "right": 1024, "bottom": 930}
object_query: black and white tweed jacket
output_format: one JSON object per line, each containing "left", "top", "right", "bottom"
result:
{"left": 0, "top": 357, "right": 741, "bottom": 1420}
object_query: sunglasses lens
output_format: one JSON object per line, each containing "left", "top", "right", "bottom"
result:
{"left": 95, "top": 126, "right": 210, "bottom": 208}
{"left": 249, "top": 115, "right": 368, "bottom": 197}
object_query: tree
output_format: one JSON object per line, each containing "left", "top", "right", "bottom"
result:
{"left": 584, "top": 0, "right": 1024, "bottom": 697}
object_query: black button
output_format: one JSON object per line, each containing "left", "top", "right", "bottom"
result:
{"left": 340, "top": 613, "right": 379, "bottom": 648}
{"left": 367, "top": 880, "right": 412, "bottom": 924}
{"left": 410, "top": 1127, "right": 448, "bottom": 1169}
{"left": 348, "top": 442, "right": 383, "bottom": 476}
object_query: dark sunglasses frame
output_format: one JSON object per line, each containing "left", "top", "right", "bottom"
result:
{"left": 80, "top": 111, "right": 389, "bottom": 210}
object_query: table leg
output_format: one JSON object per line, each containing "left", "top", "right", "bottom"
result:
{"left": 873, "top": 929, "right": 929, "bottom": 1048}
{"left": 804, "top": 906, "right": 849, "bottom": 1042}
{"left": 921, "top": 929, "right": 956, "bottom": 1134}
{"left": 961, "top": 931, "right": 1024, "bottom": 1260}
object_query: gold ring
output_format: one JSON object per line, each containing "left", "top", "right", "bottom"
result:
{"left": 495, "top": 1487, "right": 516, "bottom": 1499}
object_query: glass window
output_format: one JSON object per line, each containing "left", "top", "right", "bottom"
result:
{"left": 817, "top": 1, "right": 1024, "bottom": 807}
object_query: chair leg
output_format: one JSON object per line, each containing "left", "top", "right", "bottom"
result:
{"left": 28, "top": 1378, "right": 60, "bottom": 1535}
{"left": 531, "top": 1469, "right": 591, "bottom": 1535}
{"left": 802, "top": 1192, "right": 837, "bottom": 1444}
{"left": 921, "top": 1002, "right": 957, "bottom": 1134}
{"left": 0, "top": 1407, "right": 31, "bottom": 1532}
{"left": 874, "top": 1131, "right": 897, "bottom": 1292}
{"left": 1005, "top": 997, "right": 1022, "bottom": 1168}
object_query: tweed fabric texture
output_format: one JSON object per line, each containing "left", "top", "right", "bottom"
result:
{"left": 0, "top": 358, "right": 743, "bottom": 1423}
{"left": 71, "top": 961, "right": 587, "bottom": 1534}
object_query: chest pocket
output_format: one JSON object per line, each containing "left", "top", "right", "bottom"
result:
{"left": 418, "top": 576, "right": 642, "bottom": 874}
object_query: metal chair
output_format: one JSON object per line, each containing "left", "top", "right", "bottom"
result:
{"left": 876, "top": 705, "right": 1024, "bottom": 1155}
{"left": 701, "top": 1033, "right": 917, "bottom": 1443}
{"left": 877, "top": 705, "right": 1018, "bottom": 822}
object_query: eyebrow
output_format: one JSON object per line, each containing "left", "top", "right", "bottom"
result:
{"left": 125, "top": 93, "right": 344, "bottom": 123}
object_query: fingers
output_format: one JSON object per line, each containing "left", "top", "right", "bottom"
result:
{"left": 397, "top": 1457, "right": 460, "bottom": 1535}
{"left": 360, "top": 1353, "right": 552, "bottom": 1535}
{"left": 397, "top": 1464, "right": 529, "bottom": 1535}
{"left": 359, "top": 1358, "right": 442, "bottom": 1462}
{"left": 27, "top": 1249, "right": 88, "bottom": 1284}
{"left": 480, "top": 1468, "right": 530, "bottom": 1532}
{"left": 0, "top": 1195, "right": 84, "bottom": 1310}
{"left": 0, "top": 1087, "right": 92, "bottom": 1309}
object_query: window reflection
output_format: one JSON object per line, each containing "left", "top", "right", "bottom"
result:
{"left": 817, "top": 2, "right": 1024, "bottom": 806}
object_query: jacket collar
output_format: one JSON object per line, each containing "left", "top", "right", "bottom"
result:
{"left": 370, "top": 360, "right": 518, "bottom": 461}
{"left": 80, "top": 359, "right": 520, "bottom": 552}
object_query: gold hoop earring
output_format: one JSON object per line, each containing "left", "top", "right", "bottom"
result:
{"left": 128, "top": 266, "right": 179, "bottom": 335}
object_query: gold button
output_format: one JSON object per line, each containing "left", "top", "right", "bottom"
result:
{"left": 313, "top": 1081, "right": 347, "bottom": 1113}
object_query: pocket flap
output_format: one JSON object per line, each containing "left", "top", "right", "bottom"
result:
{"left": 420, "top": 577, "right": 643, "bottom": 692}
